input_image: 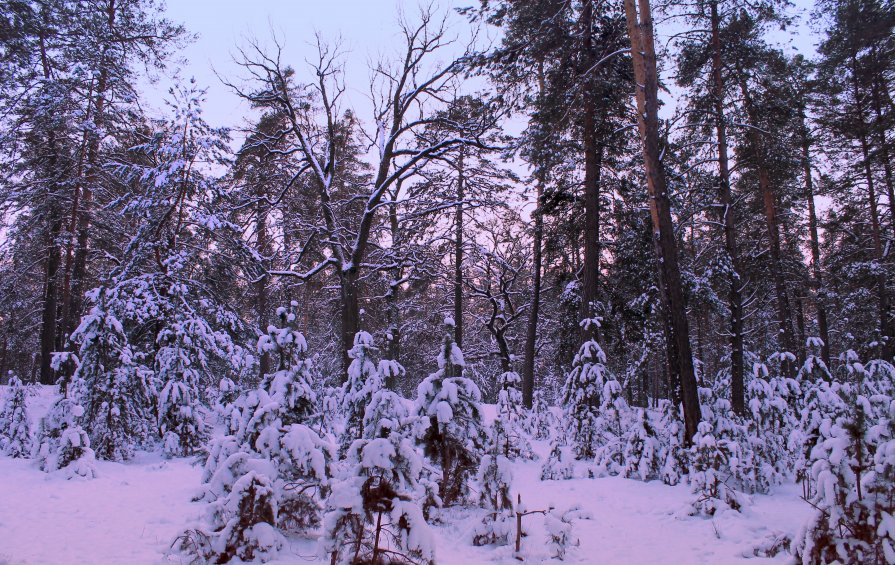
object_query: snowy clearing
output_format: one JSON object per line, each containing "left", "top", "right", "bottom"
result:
{"left": 0, "top": 388, "right": 812, "bottom": 565}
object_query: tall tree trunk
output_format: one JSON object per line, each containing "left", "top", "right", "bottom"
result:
{"left": 623, "top": 0, "right": 701, "bottom": 443}
{"left": 859, "top": 128, "right": 892, "bottom": 350}
{"left": 799, "top": 110, "right": 831, "bottom": 365}
{"left": 581, "top": 0, "right": 602, "bottom": 335}
{"left": 854, "top": 57, "right": 893, "bottom": 352}
{"left": 339, "top": 268, "right": 361, "bottom": 377}
{"left": 737, "top": 75, "right": 797, "bottom": 366}
{"left": 454, "top": 150, "right": 465, "bottom": 351}
{"left": 37, "top": 23, "right": 62, "bottom": 386}
{"left": 256, "top": 192, "right": 271, "bottom": 380}
{"left": 710, "top": 0, "right": 746, "bottom": 414}
{"left": 62, "top": 1, "right": 116, "bottom": 344}
{"left": 522, "top": 64, "right": 547, "bottom": 409}
{"left": 522, "top": 180, "right": 543, "bottom": 408}
{"left": 385, "top": 189, "right": 402, "bottom": 388}
{"left": 870, "top": 76, "right": 895, "bottom": 241}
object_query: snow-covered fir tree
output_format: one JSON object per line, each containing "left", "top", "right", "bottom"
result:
{"left": 540, "top": 443, "right": 577, "bottom": 481}
{"left": 560, "top": 338, "right": 609, "bottom": 460}
{"left": 592, "top": 376, "right": 629, "bottom": 477}
{"left": 746, "top": 358, "right": 799, "bottom": 483}
{"left": 796, "top": 338, "right": 833, "bottom": 383}
{"left": 793, "top": 351, "right": 858, "bottom": 498}
{"left": 524, "top": 390, "right": 558, "bottom": 441}
{"left": 35, "top": 376, "right": 96, "bottom": 479}
{"left": 416, "top": 317, "right": 487, "bottom": 506}
{"left": 471, "top": 451, "right": 514, "bottom": 546}
{"left": 319, "top": 432, "right": 434, "bottom": 564}
{"left": 0, "top": 373, "right": 32, "bottom": 458}
{"left": 257, "top": 302, "right": 317, "bottom": 426}
{"left": 184, "top": 325, "right": 334, "bottom": 563}
{"left": 156, "top": 312, "right": 212, "bottom": 457}
{"left": 544, "top": 504, "right": 592, "bottom": 561}
{"left": 793, "top": 352, "right": 895, "bottom": 563}
{"left": 72, "top": 289, "right": 150, "bottom": 461}
{"left": 492, "top": 370, "right": 535, "bottom": 460}
{"left": 687, "top": 384, "right": 770, "bottom": 515}
{"left": 340, "top": 331, "right": 383, "bottom": 454}
{"left": 622, "top": 408, "right": 662, "bottom": 481}
{"left": 657, "top": 399, "right": 688, "bottom": 486}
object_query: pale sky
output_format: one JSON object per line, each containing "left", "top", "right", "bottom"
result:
{"left": 151, "top": 0, "right": 477, "bottom": 131}
{"left": 151, "top": 0, "right": 820, "bottom": 131}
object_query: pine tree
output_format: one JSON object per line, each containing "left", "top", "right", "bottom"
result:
{"left": 73, "top": 289, "right": 149, "bottom": 461}
{"left": 561, "top": 339, "right": 608, "bottom": 460}
{"left": 471, "top": 451, "right": 514, "bottom": 546}
{"left": 257, "top": 303, "right": 317, "bottom": 426}
{"left": 156, "top": 315, "right": 210, "bottom": 458}
{"left": 658, "top": 399, "right": 688, "bottom": 486}
{"left": 794, "top": 351, "right": 895, "bottom": 563}
{"left": 545, "top": 505, "right": 592, "bottom": 561}
{"left": 211, "top": 471, "right": 283, "bottom": 563}
{"left": 340, "top": 331, "right": 383, "bottom": 454}
{"left": 592, "top": 376, "right": 629, "bottom": 476}
{"left": 416, "top": 317, "right": 487, "bottom": 506}
{"left": 622, "top": 408, "right": 662, "bottom": 481}
{"left": 320, "top": 432, "right": 434, "bottom": 564}
{"left": 35, "top": 375, "right": 96, "bottom": 478}
{"left": 524, "top": 390, "right": 558, "bottom": 440}
{"left": 186, "top": 333, "right": 334, "bottom": 563}
{"left": 0, "top": 373, "right": 31, "bottom": 458}
{"left": 492, "top": 371, "right": 535, "bottom": 460}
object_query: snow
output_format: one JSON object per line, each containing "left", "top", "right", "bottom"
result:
{"left": 0, "top": 453, "right": 202, "bottom": 565}
{"left": 0, "top": 389, "right": 815, "bottom": 564}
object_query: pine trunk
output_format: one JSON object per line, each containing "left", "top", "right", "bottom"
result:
{"left": 800, "top": 111, "right": 831, "bottom": 365}
{"left": 710, "top": 0, "right": 746, "bottom": 414}
{"left": 623, "top": 0, "right": 701, "bottom": 443}
{"left": 581, "top": 0, "right": 602, "bottom": 335}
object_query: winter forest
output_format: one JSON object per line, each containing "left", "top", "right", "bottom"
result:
{"left": 1, "top": 0, "right": 894, "bottom": 563}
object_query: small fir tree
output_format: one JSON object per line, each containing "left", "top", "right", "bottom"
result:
{"left": 35, "top": 376, "right": 96, "bottom": 478}
{"left": 794, "top": 354, "right": 895, "bottom": 563}
{"left": 471, "top": 451, "right": 514, "bottom": 546}
{"left": 622, "top": 408, "right": 662, "bottom": 481}
{"left": 416, "top": 317, "right": 487, "bottom": 506}
{"left": 341, "top": 331, "right": 382, "bottom": 454}
{"left": 525, "top": 390, "right": 558, "bottom": 440}
{"left": 258, "top": 303, "right": 317, "bottom": 426}
{"left": 492, "top": 371, "right": 535, "bottom": 460}
{"left": 592, "top": 377, "right": 629, "bottom": 476}
{"left": 561, "top": 339, "right": 608, "bottom": 460}
{"left": 156, "top": 315, "right": 210, "bottom": 457}
{"left": 320, "top": 433, "right": 434, "bottom": 565}
{"left": 73, "top": 289, "right": 149, "bottom": 461}
{"left": 0, "top": 373, "right": 32, "bottom": 458}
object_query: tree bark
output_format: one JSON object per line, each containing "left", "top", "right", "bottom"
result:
{"left": 710, "top": 0, "right": 746, "bottom": 414}
{"left": 581, "top": 0, "right": 602, "bottom": 336}
{"left": 339, "top": 268, "right": 362, "bottom": 375}
{"left": 853, "top": 56, "right": 893, "bottom": 352}
{"left": 454, "top": 150, "right": 465, "bottom": 351}
{"left": 737, "top": 74, "right": 797, "bottom": 367}
{"left": 870, "top": 75, "right": 895, "bottom": 242}
{"left": 385, "top": 188, "right": 403, "bottom": 388}
{"left": 37, "top": 21, "right": 62, "bottom": 386}
{"left": 62, "top": 0, "right": 116, "bottom": 345}
{"left": 799, "top": 109, "right": 831, "bottom": 365}
{"left": 522, "top": 180, "right": 543, "bottom": 408}
{"left": 522, "top": 63, "right": 548, "bottom": 409}
{"left": 623, "top": 0, "right": 701, "bottom": 443}
{"left": 256, "top": 188, "right": 271, "bottom": 379}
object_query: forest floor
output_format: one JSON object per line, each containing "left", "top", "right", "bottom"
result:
{"left": 0, "top": 386, "right": 813, "bottom": 565}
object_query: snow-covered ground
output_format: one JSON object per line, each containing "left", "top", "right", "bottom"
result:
{"left": 0, "top": 387, "right": 813, "bottom": 564}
